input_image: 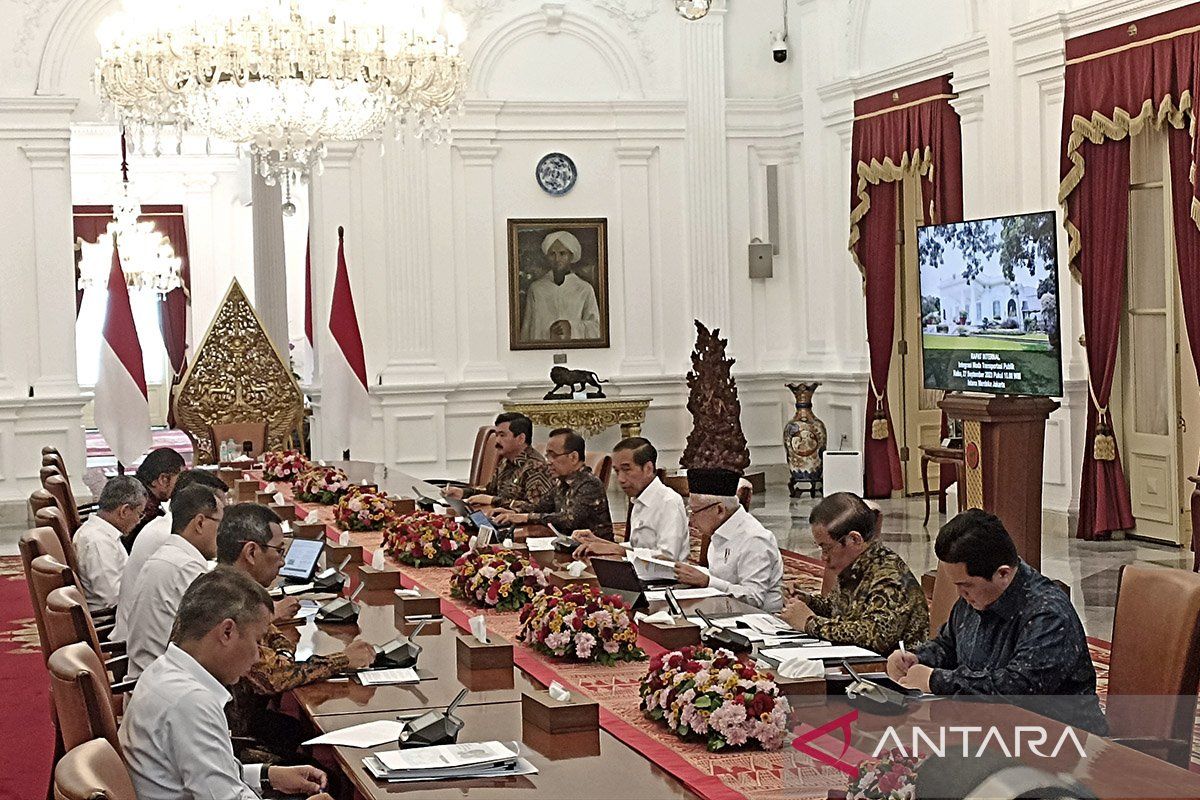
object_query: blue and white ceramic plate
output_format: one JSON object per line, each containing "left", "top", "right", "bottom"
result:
{"left": 536, "top": 152, "right": 577, "bottom": 196}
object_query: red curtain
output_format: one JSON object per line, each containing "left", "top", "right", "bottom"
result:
{"left": 1060, "top": 5, "right": 1200, "bottom": 539}
{"left": 850, "top": 75, "right": 964, "bottom": 498}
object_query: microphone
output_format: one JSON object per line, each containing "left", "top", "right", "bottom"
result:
{"left": 696, "top": 610, "right": 752, "bottom": 652}
{"left": 663, "top": 587, "right": 685, "bottom": 619}
{"left": 373, "top": 620, "right": 430, "bottom": 669}
{"left": 317, "top": 580, "right": 365, "bottom": 623}
{"left": 312, "top": 554, "right": 352, "bottom": 592}
{"left": 397, "top": 688, "right": 468, "bottom": 747}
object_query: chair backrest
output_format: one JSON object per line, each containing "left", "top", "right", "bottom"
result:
{"left": 466, "top": 425, "right": 492, "bottom": 485}
{"left": 45, "top": 586, "right": 104, "bottom": 663}
{"left": 29, "top": 554, "right": 76, "bottom": 663}
{"left": 36, "top": 506, "right": 81, "bottom": 576}
{"left": 208, "top": 421, "right": 269, "bottom": 462}
{"left": 30, "top": 488, "right": 57, "bottom": 517}
{"left": 584, "top": 452, "right": 613, "bottom": 490}
{"left": 471, "top": 427, "right": 501, "bottom": 488}
{"left": 17, "top": 530, "right": 58, "bottom": 661}
{"left": 44, "top": 474, "right": 84, "bottom": 533}
{"left": 1106, "top": 564, "right": 1200, "bottom": 758}
{"left": 47, "top": 642, "right": 121, "bottom": 753}
{"left": 53, "top": 738, "right": 135, "bottom": 800}
{"left": 928, "top": 561, "right": 960, "bottom": 635}
{"left": 43, "top": 446, "right": 70, "bottom": 481}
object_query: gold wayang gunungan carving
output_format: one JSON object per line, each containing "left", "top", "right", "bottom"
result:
{"left": 174, "top": 280, "right": 305, "bottom": 463}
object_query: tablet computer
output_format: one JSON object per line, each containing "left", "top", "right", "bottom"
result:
{"left": 278, "top": 539, "right": 325, "bottom": 581}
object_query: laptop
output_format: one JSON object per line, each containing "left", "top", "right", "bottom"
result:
{"left": 591, "top": 558, "right": 680, "bottom": 610}
{"left": 278, "top": 539, "right": 325, "bottom": 582}
{"left": 390, "top": 469, "right": 453, "bottom": 503}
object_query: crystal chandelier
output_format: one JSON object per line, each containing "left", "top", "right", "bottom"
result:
{"left": 675, "top": 0, "right": 711, "bottom": 20}
{"left": 94, "top": 0, "right": 469, "bottom": 204}
{"left": 78, "top": 136, "right": 183, "bottom": 296}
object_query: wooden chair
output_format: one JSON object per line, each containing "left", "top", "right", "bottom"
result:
{"left": 209, "top": 421, "right": 269, "bottom": 462}
{"left": 30, "top": 488, "right": 56, "bottom": 517}
{"left": 472, "top": 428, "right": 501, "bottom": 489}
{"left": 466, "top": 425, "right": 493, "bottom": 486}
{"left": 47, "top": 642, "right": 127, "bottom": 753}
{"left": 28, "top": 554, "right": 77, "bottom": 662}
{"left": 1105, "top": 564, "right": 1200, "bottom": 767}
{"left": 927, "top": 562, "right": 960, "bottom": 635}
{"left": 45, "top": 587, "right": 126, "bottom": 673}
{"left": 18, "top": 530, "right": 67, "bottom": 663}
{"left": 43, "top": 474, "right": 85, "bottom": 534}
{"left": 34, "top": 507, "right": 82, "bottom": 577}
{"left": 918, "top": 445, "right": 966, "bottom": 525}
{"left": 42, "top": 446, "right": 70, "bottom": 483}
{"left": 53, "top": 739, "right": 135, "bottom": 800}
{"left": 584, "top": 452, "right": 613, "bottom": 490}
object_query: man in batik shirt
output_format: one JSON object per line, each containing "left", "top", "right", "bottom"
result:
{"left": 492, "top": 427, "right": 613, "bottom": 540}
{"left": 444, "top": 413, "right": 555, "bottom": 512}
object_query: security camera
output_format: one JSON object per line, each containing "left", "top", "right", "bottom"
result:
{"left": 771, "top": 31, "right": 788, "bottom": 63}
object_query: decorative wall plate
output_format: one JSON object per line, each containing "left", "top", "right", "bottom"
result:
{"left": 536, "top": 152, "right": 577, "bottom": 195}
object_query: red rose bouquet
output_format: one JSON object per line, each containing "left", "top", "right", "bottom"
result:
{"left": 639, "top": 646, "right": 791, "bottom": 751}
{"left": 262, "top": 450, "right": 310, "bottom": 482}
{"left": 383, "top": 511, "right": 471, "bottom": 567}
{"left": 333, "top": 486, "right": 396, "bottom": 532}
{"left": 449, "top": 547, "right": 546, "bottom": 612}
{"left": 518, "top": 586, "right": 645, "bottom": 665}
{"left": 845, "top": 749, "right": 923, "bottom": 799}
{"left": 293, "top": 466, "right": 352, "bottom": 505}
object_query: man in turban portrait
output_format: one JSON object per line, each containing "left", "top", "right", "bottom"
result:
{"left": 520, "top": 230, "right": 601, "bottom": 342}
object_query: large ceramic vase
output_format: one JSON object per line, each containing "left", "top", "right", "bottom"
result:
{"left": 784, "top": 382, "right": 828, "bottom": 497}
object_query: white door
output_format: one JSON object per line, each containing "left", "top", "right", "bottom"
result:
{"left": 1119, "top": 128, "right": 1185, "bottom": 544}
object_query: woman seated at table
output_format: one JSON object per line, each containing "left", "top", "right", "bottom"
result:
{"left": 779, "top": 492, "right": 928, "bottom": 655}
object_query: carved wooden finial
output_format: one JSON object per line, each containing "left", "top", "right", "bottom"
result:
{"left": 680, "top": 320, "right": 751, "bottom": 473}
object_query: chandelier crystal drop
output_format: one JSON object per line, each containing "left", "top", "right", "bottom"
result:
{"left": 94, "top": 0, "right": 469, "bottom": 192}
{"left": 674, "top": 0, "right": 711, "bottom": 20}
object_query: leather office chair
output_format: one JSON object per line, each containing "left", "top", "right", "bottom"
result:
{"left": 466, "top": 425, "right": 493, "bottom": 486}
{"left": 45, "top": 587, "right": 126, "bottom": 670}
{"left": 34, "top": 506, "right": 82, "bottom": 577}
{"left": 927, "top": 562, "right": 960, "bottom": 635}
{"left": 43, "top": 474, "right": 85, "bottom": 534}
{"left": 53, "top": 738, "right": 135, "bottom": 800}
{"left": 209, "top": 421, "right": 269, "bottom": 462}
{"left": 47, "top": 642, "right": 126, "bottom": 753}
{"left": 1105, "top": 564, "right": 1200, "bottom": 767}
{"left": 42, "top": 446, "right": 70, "bottom": 483}
{"left": 18, "top": 530, "right": 67, "bottom": 662}
{"left": 584, "top": 452, "right": 613, "bottom": 490}
{"left": 30, "top": 488, "right": 57, "bottom": 517}
{"left": 472, "top": 428, "right": 501, "bottom": 489}
{"left": 29, "top": 555, "right": 78, "bottom": 662}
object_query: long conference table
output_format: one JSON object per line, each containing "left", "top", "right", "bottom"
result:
{"left": 254, "top": 462, "right": 1200, "bottom": 800}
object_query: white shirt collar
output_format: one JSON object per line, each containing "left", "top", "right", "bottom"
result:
{"left": 84, "top": 513, "right": 124, "bottom": 540}
{"left": 633, "top": 476, "right": 668, "bottom": 509}
{"left": 161, "top": 643, "right": 231, "bottom": 704}
{"left": 711, "top": 506, "right": 749, "bottom": 542}
{"left": 159, "top": 534, "right": 206, "bottom": 564}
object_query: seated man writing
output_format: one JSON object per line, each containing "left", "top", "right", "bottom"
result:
{"left": 573, "top": 437, "right": 689, "bottom": 566}
{"left": 780, "top": 492, "right": 928, "bottom": 655}
{"left": 673, "top": 468, "right": 784, "bottom": 612}
{"left": 443, "top": 412, "right": 555, "bottom": 511}
{"left": 491, "top": 427, "right": 613, "bottom": 540}
{"left": 887, "top": 509, "right": 1107, "bottom": 735}
{"left": 120, "top": 567, "right": 332, "bottom": 800}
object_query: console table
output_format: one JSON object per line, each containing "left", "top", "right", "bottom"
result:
{"left": 501, "top": 397, "right": 651, "bottom": 438}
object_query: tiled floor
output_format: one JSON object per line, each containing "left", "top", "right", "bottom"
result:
{"left": 4, "top": 478, "right": 1190, "bottom": 641}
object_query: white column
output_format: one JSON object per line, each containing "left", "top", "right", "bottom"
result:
{"left": 251, "top": 173, "right": 290, "bottom": 357}
{"left": 616, "top": 144, "right": 663, "bottom": 375}
{"left": 182, "top": 173, "right": 219, "bottom": 339}
{"left": 682, "top": 2, "right": 731, "bottom": 330}
{"left": 454, "top": 143, "right": 508, "bottom": 382}
{"left": 381, "top": 133, "right": 445, "bottom": 384}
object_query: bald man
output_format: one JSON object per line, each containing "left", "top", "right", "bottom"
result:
{"left": 520, "top": 230, "right": 601, "bottom": 341}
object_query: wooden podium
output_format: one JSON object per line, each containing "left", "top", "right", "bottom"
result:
{"left": 938, "top": 394, "right": 1059, "bottom": 570}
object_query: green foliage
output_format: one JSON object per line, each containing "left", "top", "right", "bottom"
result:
{"left": 921, "top": 216, "right": 1055, "bottom": 284}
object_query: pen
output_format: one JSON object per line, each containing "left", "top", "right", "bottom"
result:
{"left": 899, "top": 640, "right": 907, "bottom": 656}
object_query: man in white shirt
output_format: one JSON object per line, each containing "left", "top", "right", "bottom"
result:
{"left": 120, "top": 567, "right": 331, "bottom": 800}
{"left": 72, "top": 476, "right": 147, "bottom": 613}
{"left": 125, "top": 485, "right": 224, "bottom": 678}
{"left": 114, "top": 469, "right": 230, "bottom": 639}
{"left": 573, "top": 438, "right": 689, "bottom": 576}
{"left": 674, "top": 468, "right": 784, "bottom": 612}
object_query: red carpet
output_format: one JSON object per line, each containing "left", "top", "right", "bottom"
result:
{"left": 0, "top": 556, "right": 54, "bottom": 800}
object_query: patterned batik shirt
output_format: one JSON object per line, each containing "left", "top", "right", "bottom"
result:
{"left": 472, "top": 446, "right": 555, "bottom": 512}
{"left": 800, "top": 541, "right": 929, "bottom": 656}
{"left": 227, "top": 624, "right": 351, "bottom": 740}
{"left": 913, "top": 561, "right": 1108, "bottom": 735}
{"left": 526, "top": 466, "right": 613, "bottom": 540}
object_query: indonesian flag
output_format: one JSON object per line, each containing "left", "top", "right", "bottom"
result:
{"left": 323, "top": 226, "right": 371, "bottom": 458}
{"left": 93, "top": 239, "right": 151, "bottom": 466}
{"left": 293, "top": 234, "right": 315, "bottom": 384}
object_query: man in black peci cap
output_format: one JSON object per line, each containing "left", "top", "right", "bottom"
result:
{"left": 673, "top": 467, "right": 784, "bottom": 612}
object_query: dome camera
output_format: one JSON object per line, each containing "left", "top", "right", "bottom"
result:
{"left": 771, "top": 32, "right": 788, "bottom": 63}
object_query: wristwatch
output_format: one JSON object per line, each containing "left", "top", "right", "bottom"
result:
{"left": 260, "top": 766, "right": 272, "bottom": 795}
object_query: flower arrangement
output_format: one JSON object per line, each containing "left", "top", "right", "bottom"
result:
{"left": 517, "top": 586, "right": 646, "bottom": 665}
{"left": 845, "top": 749, "right": 923, "bottom": 800}
{"left": 638, "top": 646, "right": 791, "bottom": 752}
{"left": 333, "top": 486, "right": 396, "bottom": 532}
{"left": 449, "top": 547, "right": 546, "bottom": 612}
{"left": 293, "top": 465, "right": 352, "bottom": 505}
{"left": 383, "top": 511, "right": 471, "bottom": 567}
{"left": 262, "top": 450, "right": 310, "bottom": 482}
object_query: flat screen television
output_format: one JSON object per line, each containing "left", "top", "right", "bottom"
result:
{"left": 916, "top": 211, "right": 1063, "bottom": 397}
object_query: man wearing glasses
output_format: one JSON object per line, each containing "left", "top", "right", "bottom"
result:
{"left": 215, "top": 504, "right": 375, "bottom": 760}
{"left": 491, "top": 427, "right": 613, "bottom": 540}
{"left": 124, "top": 485, "right": 225, "bottom": 678}
{"left": 673, "top": 468, "right": 784, "bottom": 612}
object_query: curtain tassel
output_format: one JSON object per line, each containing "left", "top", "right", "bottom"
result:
{"left": 1093, "top": 411, "right": 1116, "bottom": 462}
{"left": 871, "top": 401, "right": 890, "bottom": 441}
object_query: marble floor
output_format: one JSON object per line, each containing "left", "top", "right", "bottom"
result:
{"left": 3, "top": 477, "right": 1191, "bottom": 642}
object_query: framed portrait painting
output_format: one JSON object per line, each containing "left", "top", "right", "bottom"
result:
{"left": 507, "top": 218, "right": 610, "bottom": 350}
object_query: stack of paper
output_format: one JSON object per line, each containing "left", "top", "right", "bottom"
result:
{"left": 356, "top": 668, "right": 420, "bottom": 686}
{"left": 525, "top": 537, "right": 556, "bottom": 552}
{"left": 363, "top": 741, "right": 537, "bottom": 783}
{"left": 643, "top": 586, "right": 726, "bottom": 602}
{"left": 759, "top": 644, "right": 881, "bottom": 662}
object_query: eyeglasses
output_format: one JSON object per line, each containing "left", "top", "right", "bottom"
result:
{"left": 242, "top": 540, "right": 287, "bottom": 556}
{"left": 202, "top": 514, "right": 222, "bottom": 525}
{"left": 544, "top": 449, "right": 567, "bottom": 460}
{"left": 686, "top": 502, "right": 720, "bottom": 517}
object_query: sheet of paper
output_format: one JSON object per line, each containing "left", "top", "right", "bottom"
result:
{"left": 376, "top": 741, "right": 518, "bottom": 772}
{"left": 303, "top": 720, "right": 406, "bottom": 748}
{"left": 357, "top": 667, "right": 420, "bottom": 686}
{"left": 759, "top": 644, "right": 881, "bottom": 661}
{"left": 525, "top": 537, "right": 556, "bottom": 552}
{"left": 281, "top": 520, "right": 292, "bottom": 534}
{"left": 643, "top": 587, "right": 726, "bottom": 602}
{"left": 282, "top": 582, "right": 316, "bottom": 596}
{"left": 295, "top": 619, "right": 318, "bottom": 663}
{"left": 293, "top": 604, "right": 318, "bottom": 620}
{"left": 364, "top": 757, "right": 537, "bottom": 783}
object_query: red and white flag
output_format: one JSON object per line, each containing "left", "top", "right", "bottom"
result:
{"left": 323, "top": 226, "right": 371, "bottom": 458}
{"left": 93, "top": 239, "right": 151, "bottom": 466}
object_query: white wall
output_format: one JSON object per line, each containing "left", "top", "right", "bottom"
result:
{"left": 0, "top": 0, "right": 1193, "bottom": 516}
